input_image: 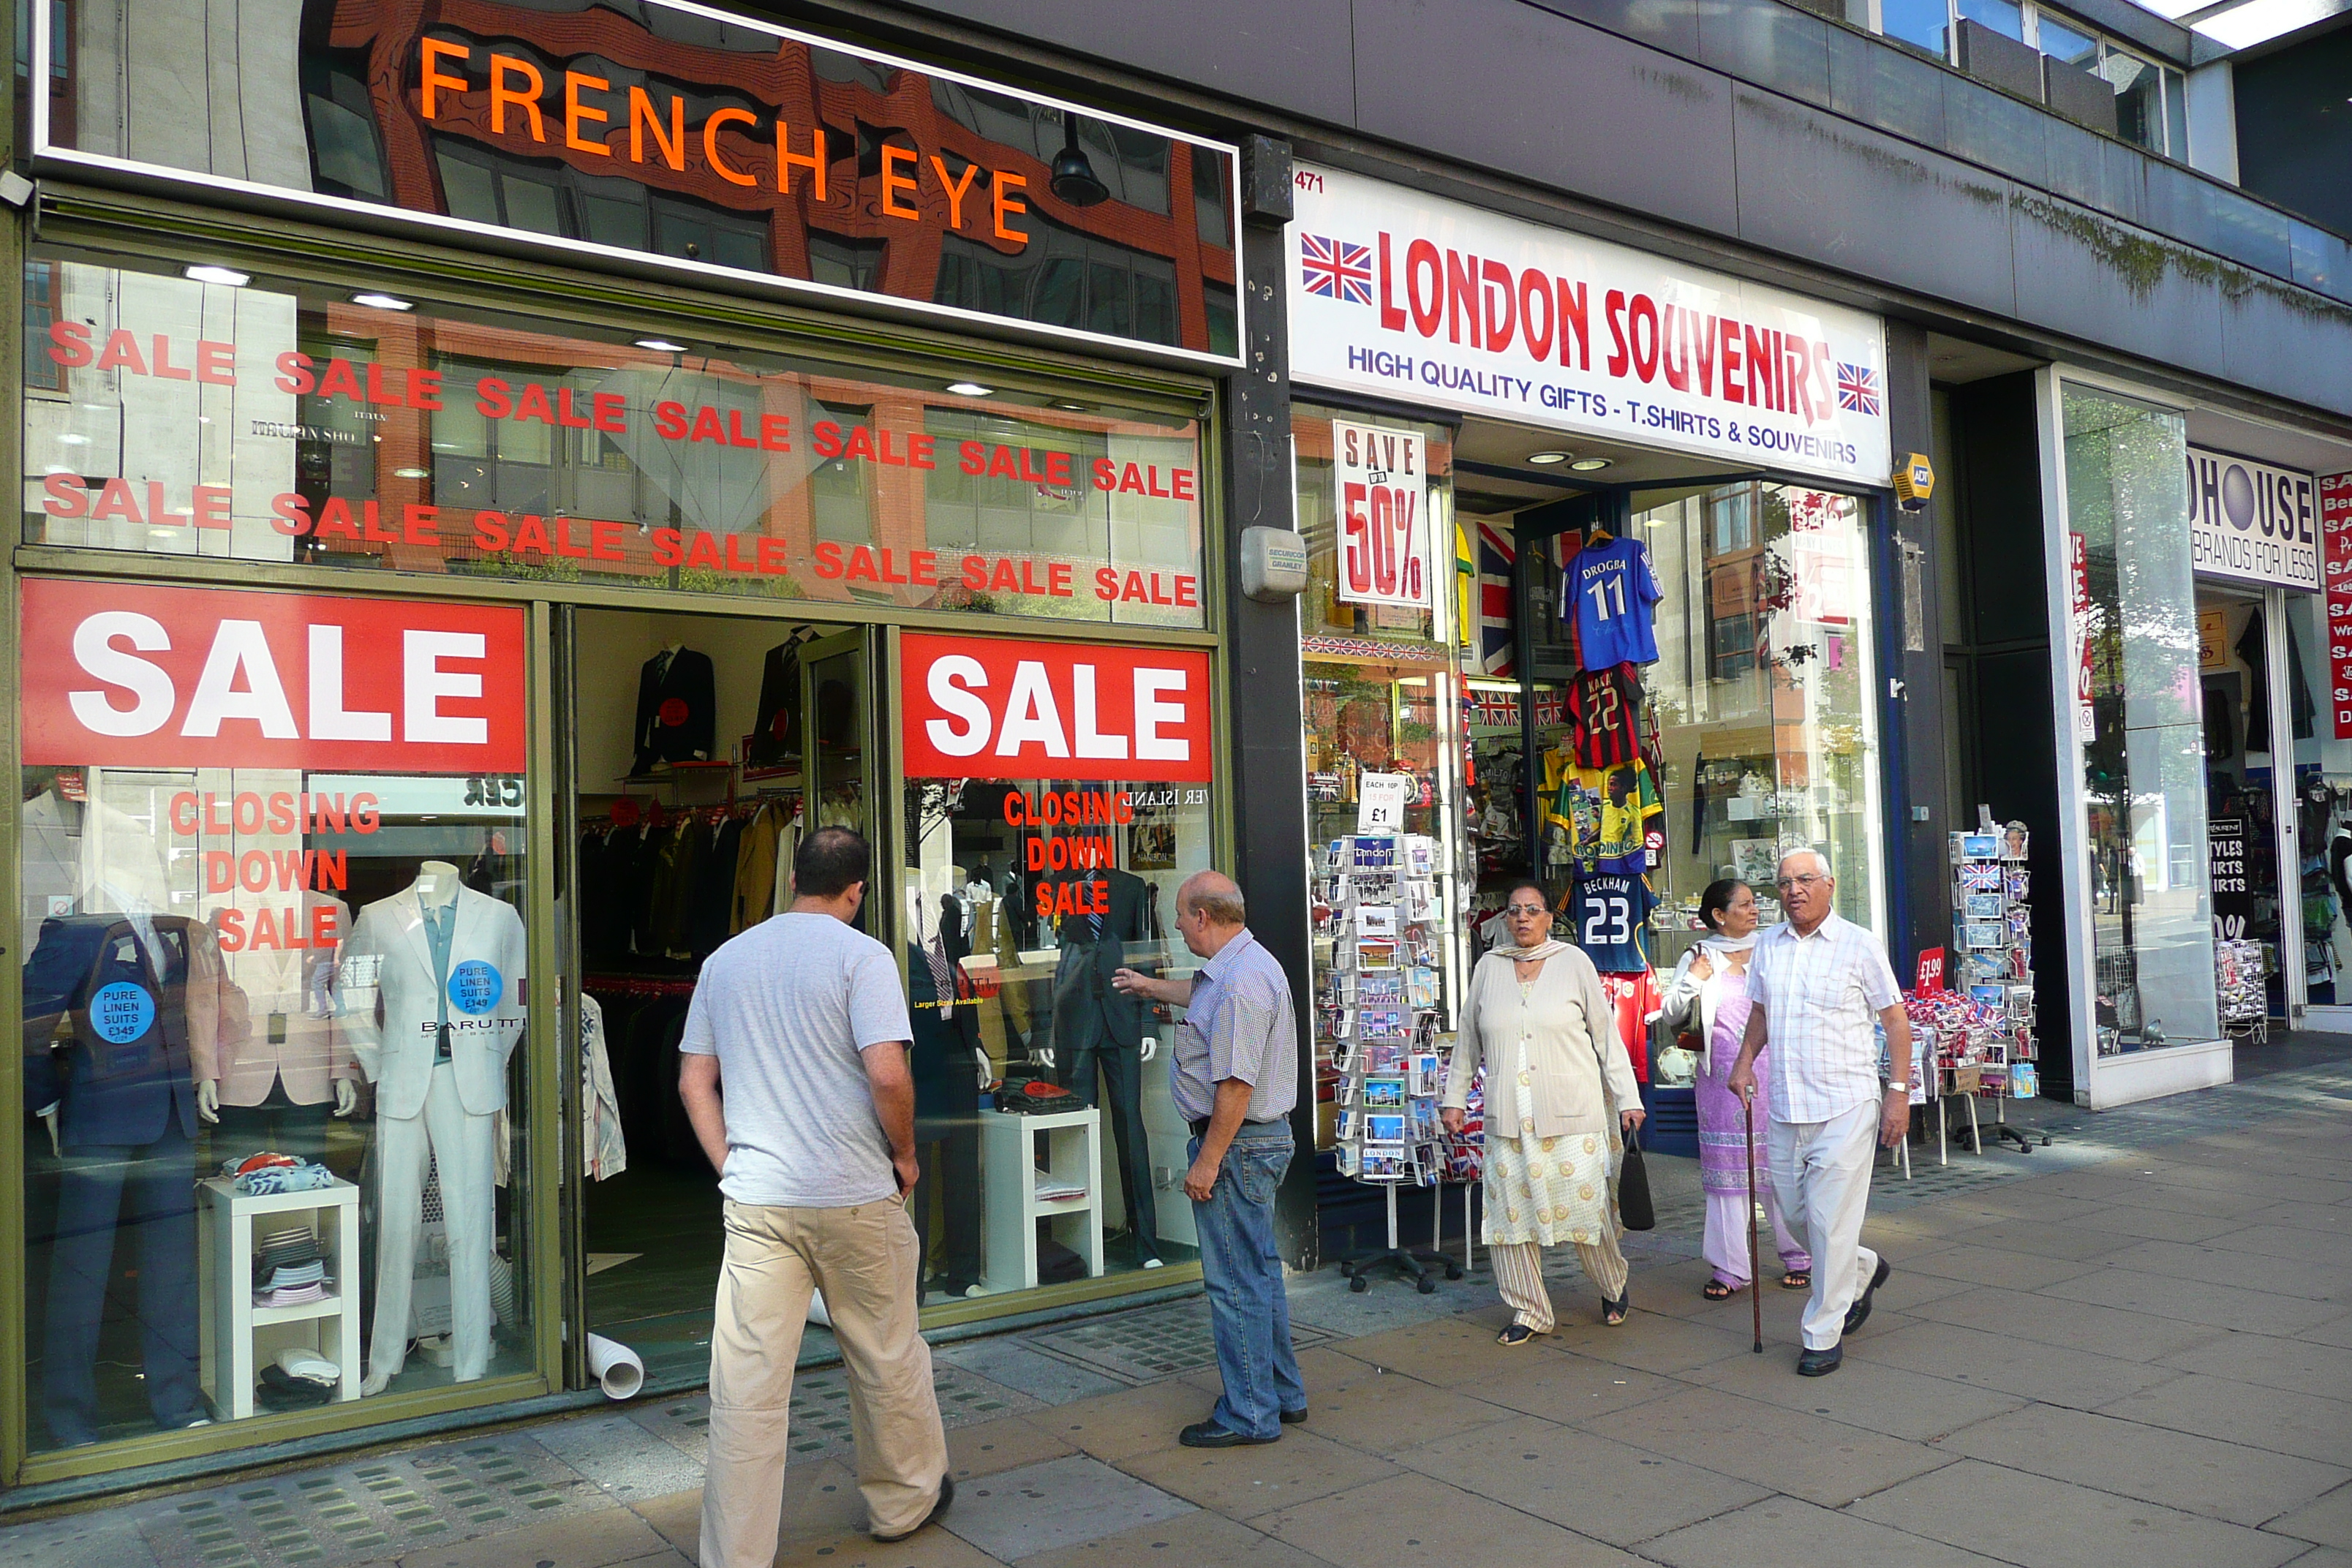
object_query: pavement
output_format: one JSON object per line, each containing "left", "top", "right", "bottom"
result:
{"left": 7, "top": 1048, "right": 2352, "bottom": 1568}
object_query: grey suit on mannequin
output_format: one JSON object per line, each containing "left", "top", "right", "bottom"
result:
{"left": 339, "top": 874, "right": 527, "bottom": 1393}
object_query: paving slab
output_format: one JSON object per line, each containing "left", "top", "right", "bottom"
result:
{"left": 1573, "top": 1385, "right": 1956, "bottom": 1507}
{"left": 1639, "top": 1495, "right": 2016, "bottom": 1568}
{"left": 2201, "top": 1226, "right": 2352, "bottom": 1267}
{"left": 1934, "top": 1401, "right": 2351, "bottom": 1526}
{"left": 532, "top": 1412, "right": 707, "bottom": 1504}
{"left": 1453, "top": 1354, "right": 1686, "bottom": 1424}
{"left": 2080, "top": 1240, "right": 2352, "bottom": 1305}
{"left": 941, "top": 1455, "right": 1191, "bottom": 1563}
{"left": 2159, "top": 1331, "right": 2352, "bottom": 1403}
{"left": 2059, "top": 1202, "right": 2242, "bottom": 1243}
{"left": 2265, "top": 1482, "right": 2352, "bottom": 1550}
{"left": 1850, "top": 1457, "right": 2309, "bottom": 1568}
{"left": 1329, "top": 1315, "right": 1531, "bottom": 1386}
{"left": 0, "top": 1509, "right": 159, "bottom": 1568}
{"left": 1254, "top": 1469, "right": 1641, "bottom": 1568}
{"left": 1390, "top": 1411, "right": 1772, "bottom": 1546}
{"left": 1538, "top": 1311, "right": 1761, "bottom": 1376}
{"left": 395, "top": 1510, "right": 678, "bottom": 1568}
{"left": 2037, "top": 1266, "right": 2349, "bottom": 1334}
{"left": 1899, "top": 1243, "right": 2111, "bottom": 1292}
{"left": 1115, "top": 1428, "right": 1401, "bottom": 1520}
{"left": 1245, "top": 1355, "right": 1513, "bottom": 1454}
{"left": 1670, "top": 1343, "right": 2028, "bottom": 1441}
{"left": 1906, "top": 1284, "right": 2230, "bottom": 1361}
{"left": 2040, "top": 1174, "right": 2283, "bottom": 1218}
{"left": 1014, "top": 1381, "right": 1219, "bottom": 1465}
{"left": 2236, "top": 1203, "right": 2352, "bottom": 1236}
{"left": 1941, "top": 1218, "right": 2144, "bottom": 1260}
{"left": 934, "top": 1338, "right": 1129, "bottom": 1407}
{"left": 2097, "top": 1373, "right": 2352, "bottom": 1464}
{"left": 1012, "top": 1507, "right": 1331, "bottom": 1568}
{"left": 946, "top": 1414, "right": 1079, "bottom": 1482}
{"left": 1849, "top": 1319, "right": 2185, "bottom": 1409}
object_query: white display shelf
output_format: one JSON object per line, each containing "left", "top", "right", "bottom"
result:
{"left": 197, "top": 1177, "right": 361, "bottom": 1422}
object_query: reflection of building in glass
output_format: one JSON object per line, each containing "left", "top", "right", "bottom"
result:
{"left": 45, "top": 3, "right": 1235, "bottom": 357}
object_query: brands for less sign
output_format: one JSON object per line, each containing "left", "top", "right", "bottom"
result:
{"left": 1289, "top": 163, "right": 1891, "bottom": 486}
{"left": 901, "top": 634, "right": 1211, "bottom": 783}
{"left": 2187, "top": 446, "right": 2318, "bottom": 591}
{"left": 22, "top": 581, "right": 527, "bottom": 772}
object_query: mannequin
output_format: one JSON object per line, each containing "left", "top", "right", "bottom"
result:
{"left": 907, "top": 894, "right": 987, "bottom": 1299}
{"left": 199, "top": 891, "right": 359, "bottom": 1162}
{"left": 1049, "top": 866, "right": 1163, "bottom": 1267}
{"left": 24, "top": 911, "right": 219, "bottom": 1444}
{"left": 339, "top": 862, "right": 527, "bottom": 1394}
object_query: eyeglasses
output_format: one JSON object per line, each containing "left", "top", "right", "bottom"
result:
{"left": 1776, "top": 874, "right": 1826, "bottom": 889}
{"left": 1504, "top": 903, "right": 1548, "bottom": 917}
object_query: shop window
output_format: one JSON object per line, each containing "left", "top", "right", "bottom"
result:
{"left": 2061, "top": 384, "right": 2216, "bottom": 1051}
{"left": 20, "top": 251, "right": 1206, "bottom": 627}
{"left": 1629, "top": 482, "right": 1885, "bottom": 958}
{"left": 1881, "top": 0, "right": 1953, "bottom": 59}
{"left": 1203, "top": 282, "right": 1238, "bottom": 362}
{"left": 1193, "top": 149, "right": 1232, "bottom": 251}
{"left": 897, "top": 634, "right": 1217, "bottom": 1282}
{"left": 935, "top": 217, "right": 1183, "bottom": 349}
{"left": 15, "top": 581, "right": 538, "bottom": 1454}
{"left": 809, "top": 235, "right": 886, "bottom": 293}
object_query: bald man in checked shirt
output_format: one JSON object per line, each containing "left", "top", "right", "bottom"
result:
{"left": 1114, "top": 870, "right": 1304, "bottom": 1447}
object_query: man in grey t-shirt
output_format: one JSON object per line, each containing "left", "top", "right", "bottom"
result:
{"left": 679, "top": 827, "right": 951, "bottom": 1564}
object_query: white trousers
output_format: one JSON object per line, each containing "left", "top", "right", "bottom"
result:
{"left": 372, "top": 1061, "right": 497, "bottom": 1384}
{"left": 1765, "top": 1101, "right": 1880, "bottom": 1350}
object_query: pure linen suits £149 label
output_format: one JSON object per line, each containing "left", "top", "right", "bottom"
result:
{"left": 338, "top": 883, "right": 527, "bottom": 1391}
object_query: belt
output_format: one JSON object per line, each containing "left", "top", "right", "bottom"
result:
{"left": 1188, "top": 1115, "right": 1287, "bottom": 1138}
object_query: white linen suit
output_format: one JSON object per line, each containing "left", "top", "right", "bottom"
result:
{"left": 339, "top": 884, "right": 527, "bottom": 1388}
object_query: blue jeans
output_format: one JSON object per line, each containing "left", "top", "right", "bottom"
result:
{"left": 1190, "top": 1123, "right": 1305, "bottom": 1439}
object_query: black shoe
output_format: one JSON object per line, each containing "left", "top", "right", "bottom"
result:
{"left": 1280, "top": 1406, "right": 1308, "bottom": 1425}
{"left": 1180, "top": 1420, "right": 1280, "bottom": 1448}
{"left": 1796, "top": 1344, "right": 1844, "bottom": 1377}
{"left": 1843, "top": 1256, "right": 1892, "bottom": 1335}
{"left": 872, "top": 1472, "right": 954, "bottom": 1542}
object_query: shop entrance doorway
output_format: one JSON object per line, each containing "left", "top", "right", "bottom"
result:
{"left": 563, "top": 608, "right": 870, "bottom": 1390}
{"left": 2194, "top": 584, "right": 2302, "bottom": 1056}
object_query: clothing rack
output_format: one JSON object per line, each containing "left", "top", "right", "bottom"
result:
{"left": 582, "top": 973, "right": 699, "bottom": 998}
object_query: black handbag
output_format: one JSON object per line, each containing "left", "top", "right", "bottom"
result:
{"left": 1616, "top": 1125, "right": 1656, "bottom": 1232}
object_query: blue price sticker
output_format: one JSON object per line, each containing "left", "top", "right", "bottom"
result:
{"left": 448, "top": 961, "right": 502, "bottom": 1017}
{"left": 91, "top": 981, "right": 157, "bottom": 1044}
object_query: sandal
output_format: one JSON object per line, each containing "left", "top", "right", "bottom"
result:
{"left": 1781, "top": 1271, "right": 1812, "bottom": 1291}
{"left": 1602, "top": 1293, "right": 1629, "bottom": 1326}
{"left": 1701, "top": 1278, "right": 1741, "bottom": 1301}
{"left": 1496, "top": 1324, "right": 1545, "bottom": 1346}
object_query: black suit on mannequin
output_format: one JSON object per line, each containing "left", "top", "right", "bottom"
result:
{"left": 1050, "top": 867, "right": 1159, "bottom": 1263}
{"left": 631, "top": 647, "right": 717, "bottom": 773}
{"left": 908, "top": 898, "right": 984, "bottom": 1295}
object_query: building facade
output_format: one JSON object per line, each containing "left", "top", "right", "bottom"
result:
{"left": 2, "top": 0, "right": 2349, "bottom": 1501}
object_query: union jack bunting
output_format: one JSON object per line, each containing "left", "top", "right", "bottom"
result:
{"left": 1470, "top": 687, "right": 1519, "bottom": 726}
{"left": 1477, "top": 521, "right": 1516, "bottom": 676}
{"left": 1300, "top": 234, "right": 1375, "bottom": 304}
{"left": 1836, "top": 362, "right": 1880, "bottom": 415}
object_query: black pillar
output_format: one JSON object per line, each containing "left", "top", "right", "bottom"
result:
{"left": 1219, "top": 136, "right": 1317, "bottom": 1269}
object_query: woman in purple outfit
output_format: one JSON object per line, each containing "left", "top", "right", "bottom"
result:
{"left": 1658, "top": 879, "right": 1810, "bottom": 1300}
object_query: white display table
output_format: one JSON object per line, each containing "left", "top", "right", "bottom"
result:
{"left": 978, "top": 1106, "right": 1104, "bottom": 1292}
{"left": 197, "top": 1177, "right": 361, "bottom": 1420}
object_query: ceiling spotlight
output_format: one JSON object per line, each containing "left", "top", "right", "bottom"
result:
{"left": 1569, "top": 457, "right": 1612, "bottom": 472}
{"left": 1052, "top": 399, "right": 1090, "bottom": 412}
{"left": 1049, "top": 110, "right": 1109, "bottom": 207}
{"left": 946, "top": 381, "right": 995, "bottom": 397}
{"left": 1525, "top": 451, "right": 1571, "bottom": 466}
{"left": 184, "top": 265, "right": 251, "bottom": 287}
{"left": 352, "top": 292, "right": 413, "bottom": 311}
{"left": 634, "top": 338, "right": 687, "bottom": 353}
{"left": 393, "top": 467, "right": 431, "bottom": 479}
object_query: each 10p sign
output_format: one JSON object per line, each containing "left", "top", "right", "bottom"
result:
{"left": 1332, "top": 421, "right": 1430, "bottom": 611}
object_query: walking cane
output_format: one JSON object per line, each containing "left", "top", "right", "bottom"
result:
{"left": 1743, "top": 1093, "right": 1762, "bottom": 1354}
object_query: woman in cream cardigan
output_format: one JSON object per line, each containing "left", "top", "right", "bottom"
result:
{"left": 1441, "top": 880, "right": 1646, "bottom": 1344}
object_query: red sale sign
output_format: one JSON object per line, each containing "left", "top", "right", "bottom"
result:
{"left": 1915, "top": 947, "right": 1946, "bottom": 996}
{"left": 900, "top": 633, "right": 1212, "bottom": 782}
{"left": 2322, "top": 473, "right": 2352, "bottom": 739}
{"left": 1332, "top": 420, "right": 1429, "bottom": 611}
{"left": 21, "top": 580, "right": 526, "bottom": 772}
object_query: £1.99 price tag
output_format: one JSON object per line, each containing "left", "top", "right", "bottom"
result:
{"left": 1332, "top": 421, "right": 1429, "bottom": 611}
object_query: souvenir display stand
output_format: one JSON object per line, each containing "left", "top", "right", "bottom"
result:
{"left": 2215, "top": 937, "right": 2268, "bottom": 1046}
{"left": 1318, "top": 825, "right": 1468, "bottom": 1292}
{"left": 1921, "top": 810, "right": 2045, "bottom": 1157}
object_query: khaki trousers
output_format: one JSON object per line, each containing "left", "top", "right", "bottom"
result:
{"left": 698, "top": 1196, "right": 947, "bottom": 1568}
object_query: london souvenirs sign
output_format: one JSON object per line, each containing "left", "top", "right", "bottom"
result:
{"left": 1289, "top": 165, "right": 1891, "bottom": 487}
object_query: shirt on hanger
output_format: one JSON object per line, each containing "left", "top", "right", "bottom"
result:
{"left": 1566, "top": 534, "right": 1662, "bottom": 668}
{"left": 1597, "top": 968, "right": 1663, "bottom": 1083}
{"left": 1563, "top": 663, "right": 1645, "bottom": 769}
{"left": 1545, "top": 753, "right": 1665, "bottom": 873}
{"left": 1567, "top": 870, "right": 1656, "bottom": 973}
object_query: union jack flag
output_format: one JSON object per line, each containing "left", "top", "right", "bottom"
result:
{"left": 1477, "top": 521, "right": 1516, "bottom": 677}
{"left": 1961, "top": 863, "right": 2002, "bottom": 892}
{"left": 1300, "top": 234, "right": 1374, "bottom": 305}
{"left": 1836, "top": 362, "right": 1880, "bottom": 415}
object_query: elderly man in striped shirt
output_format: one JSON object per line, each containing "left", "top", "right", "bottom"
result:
{"left": 1113, "top": 870, "right": 1304, "bottom": 1446}
{"left": 1727, "top": 849, "right": 1913, "bottom": 1376}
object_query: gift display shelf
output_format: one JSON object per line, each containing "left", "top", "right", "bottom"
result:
{"left": 197, "top": 1177, "right": 361, "bottom": 1422}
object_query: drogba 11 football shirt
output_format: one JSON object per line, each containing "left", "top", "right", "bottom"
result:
{"left": 1565, "top": 534, "right": 1662, "bottom": 669}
